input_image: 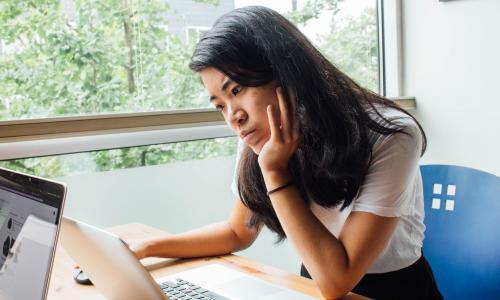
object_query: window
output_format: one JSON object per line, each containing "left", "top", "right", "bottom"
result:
{"left": 0, "top": 0, "right": 379, "bottom": 121}
{"left": 1, "top": 0, "right": 384, "bottom": 179}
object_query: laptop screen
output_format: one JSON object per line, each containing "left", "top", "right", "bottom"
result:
{"left": 0, "top": 168, "right": 65, "bottom": 300}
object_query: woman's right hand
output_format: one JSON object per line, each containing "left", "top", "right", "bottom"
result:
{"left": 125, "top": 239, "right": 151, "bottom": 260}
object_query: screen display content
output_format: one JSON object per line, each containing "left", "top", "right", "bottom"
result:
{"left": 0, "top": 170, "right": 64, "bottom": 300}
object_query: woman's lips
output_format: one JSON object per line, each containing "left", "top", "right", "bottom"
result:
{"left": 242, "top": 130, "right": 256, "bottom": 144}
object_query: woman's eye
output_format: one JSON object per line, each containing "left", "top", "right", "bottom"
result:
{"left": 231, "top": 86, "right": 242, "bottom": 96}
{"left": 215, "top": 104, "right": 224, "bottom": 111}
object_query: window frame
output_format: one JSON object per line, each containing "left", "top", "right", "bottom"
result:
{"left": 378, "top": 0, "right": 405, "bottom": 98}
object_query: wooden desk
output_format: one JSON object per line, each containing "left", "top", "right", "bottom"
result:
{"left": 47, "top": 223, "right": 369, "bottom": 300}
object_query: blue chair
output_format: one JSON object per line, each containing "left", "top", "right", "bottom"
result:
{"left": 420, "top": 164, "right": 500, "bottom": 300}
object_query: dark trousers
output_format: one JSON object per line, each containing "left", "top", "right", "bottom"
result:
{"left": 300, "top": 254, "right": 443, "bottom": 300}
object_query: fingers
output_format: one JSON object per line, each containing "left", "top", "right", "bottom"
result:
{"left": 267, "top": 105, "right": 280, "bottom": 141}
{"left": 268, "top": 87, "right": 300, "bottom": 145}
{"left": 276, "top": 86, "right": 301, "bottom": 145}
{"left": 276, "top": 87, "right": 291, "bottom": 139}
{"left": 287, "top": 90, "right": 300, "bottom": 140}
{"left": 277, "top": 87, "right": 301, "bottom": 147}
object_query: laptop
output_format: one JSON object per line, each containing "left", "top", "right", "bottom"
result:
{"left": 60, "top": 216, "right": 317, "bottom": 300}
{"left": 0, "top": 167, "right": 67, "bottom": 300}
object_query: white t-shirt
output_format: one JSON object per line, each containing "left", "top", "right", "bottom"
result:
{"left": 231, "top": 107, "right": 425, "bottom": 273}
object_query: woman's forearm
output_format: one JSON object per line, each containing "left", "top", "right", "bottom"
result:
{"left": 142, "top": 221, "right": 252, "bottom": 259}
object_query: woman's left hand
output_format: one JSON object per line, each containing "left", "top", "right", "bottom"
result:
{"left": 258, "top": 87, "right": 300, "bottom": 176}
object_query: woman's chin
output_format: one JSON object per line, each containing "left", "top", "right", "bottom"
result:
{"left": 247, "top": 138, "right": 268, "bottom": 155}
{"left": 249, "top": 145, "right": 260, "bottom": 155}
{"left": 248, "top": 144, "right": 262, "bottom": 155}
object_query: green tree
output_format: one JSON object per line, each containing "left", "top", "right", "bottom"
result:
{"left": 285, "top": 0, "right": 338, "bottom": 26}
{"left": 0, "top": 0, "right": 209, "bottom": 119}
{"left": 0, "top": 0, "right": 236, "bottom": 177}
{"left": 317, "top": 6, "right": 379, "bottom": 91}
{"left": 285, "top": 0, "right": 378, "bottom": 91}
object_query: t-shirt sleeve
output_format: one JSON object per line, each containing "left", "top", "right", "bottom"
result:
{"left": 352, "top": 117, "right": 423, "bottom": 217}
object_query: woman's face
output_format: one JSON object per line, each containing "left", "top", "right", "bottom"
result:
{"left": 200, "top": 67, "right": 279, "bottom": 154}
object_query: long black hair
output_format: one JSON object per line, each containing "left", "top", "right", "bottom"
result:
{"left": 190, "top": 6, "right": 426, "bottom": 241}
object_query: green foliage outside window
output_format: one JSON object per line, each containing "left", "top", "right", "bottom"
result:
{"left": 318, "top": 5, "right": 379, "bottom": 92}
{"left": 0, "top": 0, "right": 378, "bottom": 178}
{"left": 0, "top": 0, "right": 208, "bottom": 119}
{"left": 1, "top": 137, "right": 238, "bottom": 178}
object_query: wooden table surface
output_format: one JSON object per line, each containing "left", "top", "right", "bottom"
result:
{"left": 47, "top": 222, "right": 369, "bottom": 300}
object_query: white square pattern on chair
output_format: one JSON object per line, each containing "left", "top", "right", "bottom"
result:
{"left": 445, "top": 200, "right": 455, "bottom": 211}
{"left": 433, "top": 184, "right": 442, "bottom": 194}
{"left": 432, "top": 198, "right": 441, "bottom": 209}
{"left": 447, "top": 185, "right": 456, "bottom": 196}
{"left": 431, "top": 183, "right": 456, "bottom": 211}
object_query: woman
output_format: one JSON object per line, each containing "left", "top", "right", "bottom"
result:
{"left": 132, "top": 6, "right": 442, "bottom": 299}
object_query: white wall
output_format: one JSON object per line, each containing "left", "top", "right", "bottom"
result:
{"left": 402, "top": 0, "right": 500, "bottom": 175}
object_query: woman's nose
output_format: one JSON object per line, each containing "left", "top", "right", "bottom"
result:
{"left": 228, "top": 107, "right": 247, "bottom": 126}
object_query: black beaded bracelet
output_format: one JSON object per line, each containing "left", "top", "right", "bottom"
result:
{"left": 267, "top": 181, "right": 295, "bottom": 196}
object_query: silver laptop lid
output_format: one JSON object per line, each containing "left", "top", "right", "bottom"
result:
{"left": 0, "top": 167, "right": 66, "bottom": 300}
{"left": 60, "top": 216, "right": 167, "bottom": 300}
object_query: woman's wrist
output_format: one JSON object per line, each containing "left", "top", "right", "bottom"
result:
{"left": 267, "top": 181, "right": 295, "bottom": 196}
{"left": 132, "top": 237, "right": 161, "bottom": 259}
{"left": 143, "top": 239, "right": 156, "bottom": 258}
{"left": 262, "top": 169, "right": 293, "bottom": 191}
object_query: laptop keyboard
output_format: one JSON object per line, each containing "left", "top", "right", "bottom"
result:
{"left": 160, "top": 278, "right": 230, "bottom": 300}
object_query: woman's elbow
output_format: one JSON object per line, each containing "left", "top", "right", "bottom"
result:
{"left": 317, "top": 278, "right": 352, "bottom": 299}
{"left": 319, "top": 287, "right": 350, "bottom": 300}
{"left": 234, "top": 237, "right": 255, "bottom": 252}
